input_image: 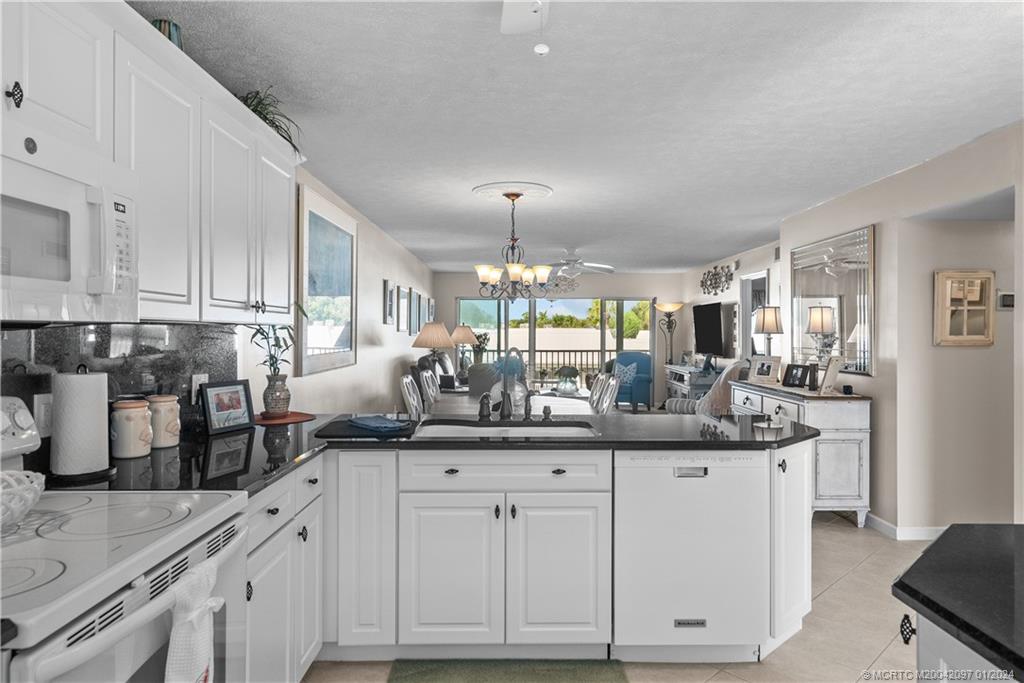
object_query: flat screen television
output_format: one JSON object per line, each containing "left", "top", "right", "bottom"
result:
{"left": 692, "top": 302, "right": 725, "bottom": 356}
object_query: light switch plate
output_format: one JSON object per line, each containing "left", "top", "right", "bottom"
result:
{"left": 191, "top": 374, "right": 209, "bottom": 406}
{"left": 33, "top": 393, "right": 53, "bottom": 438}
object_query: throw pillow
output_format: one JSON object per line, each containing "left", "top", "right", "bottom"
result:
{"left": 614, "top": 362, "right": 638, "bottom": 386}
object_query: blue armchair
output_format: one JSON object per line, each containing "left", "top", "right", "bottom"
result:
{"left": 608, "top": 351, "right": 653, "bottom": 413}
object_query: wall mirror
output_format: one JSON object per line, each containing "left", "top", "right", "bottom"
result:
{"left": 791, "top": 225, "right": 874, "bottom": 375}
{"left": 296, "top": 184, "right": 358, "bottom": 375}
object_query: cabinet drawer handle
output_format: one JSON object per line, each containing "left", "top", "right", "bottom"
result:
{"left": 899, "top": 614, "right": 916, "bottom": 645}
{"left": 510, "top": 504, "right": 517, "bottom": 519}
{"left": 552, "top": 468, "right": 566, "bottom": 475}
{"left": 742, "top": 396, "right": 751, "bottom": 405}
{"left": 246, "top": 581, "right": 253, "bottom": 602}
{"left": 5, "top": 81, "right": 23, "bottom": 108}
{"left": 307, "top": 477, "right": 319, "bottom": 485}
{"left": 298, "top": 525, "right": 308, "bottom": 542}
{"left": 778, "top": 459, "right": 787, "bottom": 474}
{"left": 267, "top": 507, "right": 280, "bottom": 516}
{"left": 494, "top": 504, "right": 500, "bottom": 519}
{"left": 444, "top": 468, "right": 459, "bottom": 475}
{"left": 774, "top": 405, "right": 784, "bottom": 415}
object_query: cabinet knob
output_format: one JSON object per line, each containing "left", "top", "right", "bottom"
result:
{"left": 510, "top": 504, "right": 517, "bottom": 519}
{"left": 444, "top": 468, "right": 459, "bottom": 476}
{"left": 5, "top": 81, "right": 23, "bottom": 108}
{"left": 307, "top": 477, "right": 319, "bottom": 485}
{"left": 552, "top": 468, "right": 566, "bottom": 476}
{"left": 899, "top": 614, "right": 916, "bottom": 645}
{"left": 298, "top": 525, "right": 308, "bottom": 542}
{"left": 494, "top": 504, "right": 500, "bottom": 519}
{"left": 246, "top": 581, "right": 253, "bottom": 602}
{"left": 777, "top": 459, "right": 787, "bottom": 474}
{"left": 250, "top": 302, "right": 262, "bottom": 311}
{"left": 267, "top": 506, "right": 280, "bottom": 516}
{"left": 260, "top": 300, "right": 267, "bottom": 314}
{"left": 743, "top": 397, "right": 751, "bottom": 405}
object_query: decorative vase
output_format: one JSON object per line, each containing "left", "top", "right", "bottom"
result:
{"left": 473, "top": 349, "right": 484, "bottom": 365}
{"left": 262, "top": 374, "right": 291, "bottom": 418}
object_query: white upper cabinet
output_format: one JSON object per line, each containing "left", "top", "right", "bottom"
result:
{"left": 256, "top": 143, "right": 295, "bottom": 323}
{"left": 2, "top": 2, "right": 113, "bottom": 161}
{"left": 115, "top": 35, "right": 200, "bottom": 321}
{"left": 505, "top": 493, "right": 611, "bottom": 644}
{"left": 200, "top": 100, "right": 258, "bottom": 323}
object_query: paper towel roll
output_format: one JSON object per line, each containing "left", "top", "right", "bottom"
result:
{"left": 51, "top": 372, "right": 109, "bottom": 476}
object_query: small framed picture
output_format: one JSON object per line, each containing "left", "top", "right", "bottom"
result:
{"left": 383, "top": 279, "right": 395, "bottom": 325}
{"left": 201, "top": 429, "right": 254, "bottom": 485}
{"left": 410, "top": 291, "right": 421, "bottom": 335}
{"left": 782, "top": 363, "right": 810, "bottom": 388}
{"left": 200, "top": 380, "right": 255, "bottom": 434}
{"left": 819, "top": 357, "right": 843, "bottom": 394}
{"left": 427, "top": 298, "right": 435, "bottom": 323}
{"left": 397, "top": 287, "right": 409, "bottom": 332}
{"left": 750, "top": 355, "right": 781, "bottom": 382}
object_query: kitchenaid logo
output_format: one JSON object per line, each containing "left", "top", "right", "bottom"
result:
{"left": 674, "top": 618, "right": 707, "bottom": 628}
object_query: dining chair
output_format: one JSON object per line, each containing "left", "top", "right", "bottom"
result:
{"left": 400, "top": 374, "right": 424, "bottom": 421}
{"left": 419, "top": 369, "right": 441, "bottom": 408}
{"left": 589, "top": 373, "right": 609, "bottom": 409}
{"left": 594, "top": 375, "right": 620, "bottom": 415}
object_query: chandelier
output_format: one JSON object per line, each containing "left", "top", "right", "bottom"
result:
{"left": 473, "top": 189, "right": 560, "bottom": 300}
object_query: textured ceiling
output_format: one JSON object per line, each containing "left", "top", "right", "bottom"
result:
{"left": 131, "top": 1, "right": 1023, "bottom": 272}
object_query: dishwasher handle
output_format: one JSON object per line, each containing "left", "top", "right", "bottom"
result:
{"left": 673, "top": 466, "right": 708, "bottom": 478}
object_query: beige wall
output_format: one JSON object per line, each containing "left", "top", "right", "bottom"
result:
{"left": 896, "top": 220, "right": 1015, "bottom": 527}
{"left": 238, "top": 167, "right": 434, "bottom": 414}
{"left": 433, "top": 271, "right": 686, "bottom": 403}
{"left": 779, "top": 122, "right": 1023, "bottom": 531}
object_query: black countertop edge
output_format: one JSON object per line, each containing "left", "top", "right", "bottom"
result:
{"left": 892, "top": 581, "right": 1023, "bottom": 680}
{"left": 318, "top": 438, "right": 815, "bottom": 450}
{"left": 241, "top": 443, "right": 326, "bottom": 497}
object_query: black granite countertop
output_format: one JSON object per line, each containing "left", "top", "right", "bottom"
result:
{"left": 317, "top": 412, "right": 819, "bottom": 450}
{"left": 892, "top": 524, "right": 1023, "bottom": 679}
{"left": 49, "top": 415, "right": 332, "bottom": 497}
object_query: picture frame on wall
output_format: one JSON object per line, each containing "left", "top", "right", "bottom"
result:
{"left": 933, "top": 269, "right": 995, "bottom": 346}
{"left": 781, "top": 363, "right": 810, "bottom": 388}
{"left": 420, "top": 295, "right": 429, "bottom": 329}
{"left": 383, "top": 279, "right": 395, "bottom": 325}
{"left": 427, "top": 298, "right": 435, "bottom": 323}
{"left": 199, "top": 380, "right": 255, "bottom": 435}
{"left": 397, "top": 287, "right": 409, "bottom": 332}
{"left": 410, "top": 291, "right": 421, "bottom": 335}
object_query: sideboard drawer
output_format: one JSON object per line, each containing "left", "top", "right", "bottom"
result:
{"left": 762, "top": 396, "right": 802, "bottom": 422}
{"left": 731, "top": 388, "right": 763, "bottom": 413}
{"left": 399, "top": 450, "right": 612, "bottom": 491}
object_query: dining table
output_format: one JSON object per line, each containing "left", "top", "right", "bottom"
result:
{"left": 426, "top": 391, "right": 596, "bottom": 417}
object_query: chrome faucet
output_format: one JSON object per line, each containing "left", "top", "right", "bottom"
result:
{"left": 478, "top": 394, "right": 492, "bottom": 422}
{"left": 523, "top": 390, "right": 535, "bottom": 421}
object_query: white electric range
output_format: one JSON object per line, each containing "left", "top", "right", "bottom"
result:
{"left": 1, "top": 490, "right": 248, "bottom": 683}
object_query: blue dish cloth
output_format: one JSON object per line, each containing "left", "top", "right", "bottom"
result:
{"left": 349, "top": 415, "right": 411, "bottom": 432}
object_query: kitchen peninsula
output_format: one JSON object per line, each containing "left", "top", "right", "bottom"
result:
{"left": 315, "top": 412, "right": 819, "bottom": 664}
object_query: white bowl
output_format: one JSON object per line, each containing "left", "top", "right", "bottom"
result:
{"left": 1, "top": 470, "right": 45, "bottom": 533}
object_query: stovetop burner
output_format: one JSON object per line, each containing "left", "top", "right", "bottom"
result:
{"left": 1, "top": 558, "right": 66, "bottom": 597}
{"left": 35, "top": 502, "right": 192, "bottom": 541}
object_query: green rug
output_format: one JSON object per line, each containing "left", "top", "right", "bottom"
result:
{"left": 387, "top": 659, "right": 628, "bottom": 683}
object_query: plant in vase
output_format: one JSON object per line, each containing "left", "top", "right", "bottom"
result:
{"left": 247, "top": 324, "right": 296, "bottom": 418}
{"left": 471, "top": 332, "right": 490, "bottom": 365}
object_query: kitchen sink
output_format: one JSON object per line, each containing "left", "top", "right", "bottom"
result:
{"left": 414, "top": 419, "right": 600, "bottom": 439}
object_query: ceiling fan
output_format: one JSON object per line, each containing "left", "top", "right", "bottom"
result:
{"left": 805, "top": 247, "right": 868, "bottom": 278}
{"left": 548, "top": 249, "right": 615, "bottom": 279}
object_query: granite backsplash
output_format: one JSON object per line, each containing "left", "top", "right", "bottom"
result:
{"left": 1, "top": 323, "right": 239, "bottom": 471}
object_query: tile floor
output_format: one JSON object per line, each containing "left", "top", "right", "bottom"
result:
{"left": 304, "top": 512, "right": 930, "bottom": 683}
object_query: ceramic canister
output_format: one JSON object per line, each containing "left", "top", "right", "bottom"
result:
{"left": 110, "top": 400, "right": 153, "bottom": 459}
{"left": 146, "top": 394, "right": 181, "bottom": 448}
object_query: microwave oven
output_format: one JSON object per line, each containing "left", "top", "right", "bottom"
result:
{"left": 1, "top": 154, "right": 138, "bottom": 323}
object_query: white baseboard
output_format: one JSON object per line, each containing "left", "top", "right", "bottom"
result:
{"left": 866, "top": 513, "right": 945, "bottom": 541}
{"left": 610, "top": 644, "right": 758, "bottom": 663}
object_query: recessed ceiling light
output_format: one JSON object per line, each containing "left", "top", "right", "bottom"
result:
{"left": 534, "top": 43, "right": 550, "bottom": 56}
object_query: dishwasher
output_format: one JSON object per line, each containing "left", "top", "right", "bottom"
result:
{"left": 614, "top": 451, "right": 770, "bottom": 647}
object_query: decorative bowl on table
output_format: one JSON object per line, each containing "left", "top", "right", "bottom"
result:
{"left": 2, "top": 470, "right": 45, "bottom": 534}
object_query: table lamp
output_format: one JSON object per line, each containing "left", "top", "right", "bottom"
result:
{"left": 806, "top": 306, "right": 837, "bottom": 364}
{"left": 412, "top": 322, "right": 455, "bottom": 359}
{"left": 753, "top": 306, "right": 783, "bottom": 356}
{"left": 449, "top": 324, "right": 478, "bottom": 382}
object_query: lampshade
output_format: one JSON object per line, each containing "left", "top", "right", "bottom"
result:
{"left": 450, "top": 324, "right": 478, "bottom": 345}
{"left": 754, "top": 306, "right": 783, "bottom": 335}
{"left": 474, "top": 264, "right": 494, "bottom": 283}
{"left": 505, "top": 262, "right": 526, "bottom": 282}
{"left": 806, "top": 306, "right": 836, "bottom": 335}
{"left": 654, "top": 302, "right": 684, "bottom": 314}
{"left": 412, "top": 322, "right": 455, "bottom": 349}
{"left": 533, "top": 264, "right": 552, "bottom": 284}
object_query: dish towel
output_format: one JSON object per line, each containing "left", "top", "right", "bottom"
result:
{"left": 348, "top": 415, "right": 411, "bottom": 432}
{"left": 164, "top": 560, "right": 224, "bottom": 683}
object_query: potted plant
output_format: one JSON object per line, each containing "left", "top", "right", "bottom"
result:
{"left": 237, "top": 87, "right": 301, "bottom": 155}
{"left": 247, "top": 324, "right": 296, "bottom": 418}
{"left": 471, "top": 332, "right": 490, "bottom": 365}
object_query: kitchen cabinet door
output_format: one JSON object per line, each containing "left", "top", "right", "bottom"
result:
{"left": 200, "top": 100, "right": 257, "bottom": 323}
{"left": 114, "top": 36, "right": 200, "bottom": 321}
{"left": 293, "top": 497, "right": 323, "bottom": 681}
{"left": 339, "top": 454, "right": 397, "bottom": 645}
{"left": 2, "top": 2, "right": 113, "bottom": 160}
{"left": 771, "top": 442, "right": 813, "bottom": 638}
{"left": 813, "top": 433, "right": 866, "bottom": 500}
{"left": 246, "top": 521, "right": 295, "bottom": 683}
{"left": 255, "top": 143, "right": 295, "bottom": 324}
{"left": 505, "top": 492, "right": 611, "bottom": 644}
{"left": 398, "top": 492, "right": 505, "bottom": 644}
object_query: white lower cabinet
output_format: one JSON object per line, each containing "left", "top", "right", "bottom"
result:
{"left": 246, "top": 520, "right": 295, "bottom": 683}
{"left": 506, "top": 493, "right": 611, "bottom": 644}
{"left": 770, "top": 443, "right": 812, "bottom": 638}
{"left": 293, "top": 496, "right": 324, "bottom": 680}
{"left": 398, "top": 492, "right": 506, "bottom": 644}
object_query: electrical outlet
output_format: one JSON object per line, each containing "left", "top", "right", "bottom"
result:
{"left": 191, "top": 374, "right": 209, "bottom": 405}
{"left": 33, "top": 393, "right": 53, "bottom": 438}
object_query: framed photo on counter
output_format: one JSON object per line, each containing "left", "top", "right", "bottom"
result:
{"left": 750, "top": 355, "right": 781, "bottom": 382}
{"left": 782, "top": 363, "right": 810, "bottom": 388}
{"left": 200, "top": 380, "right": 255, "bottom": 434}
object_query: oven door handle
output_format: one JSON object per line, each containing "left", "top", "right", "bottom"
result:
{"left": 15, "top": 526, "right": 248, "bottom": 683}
